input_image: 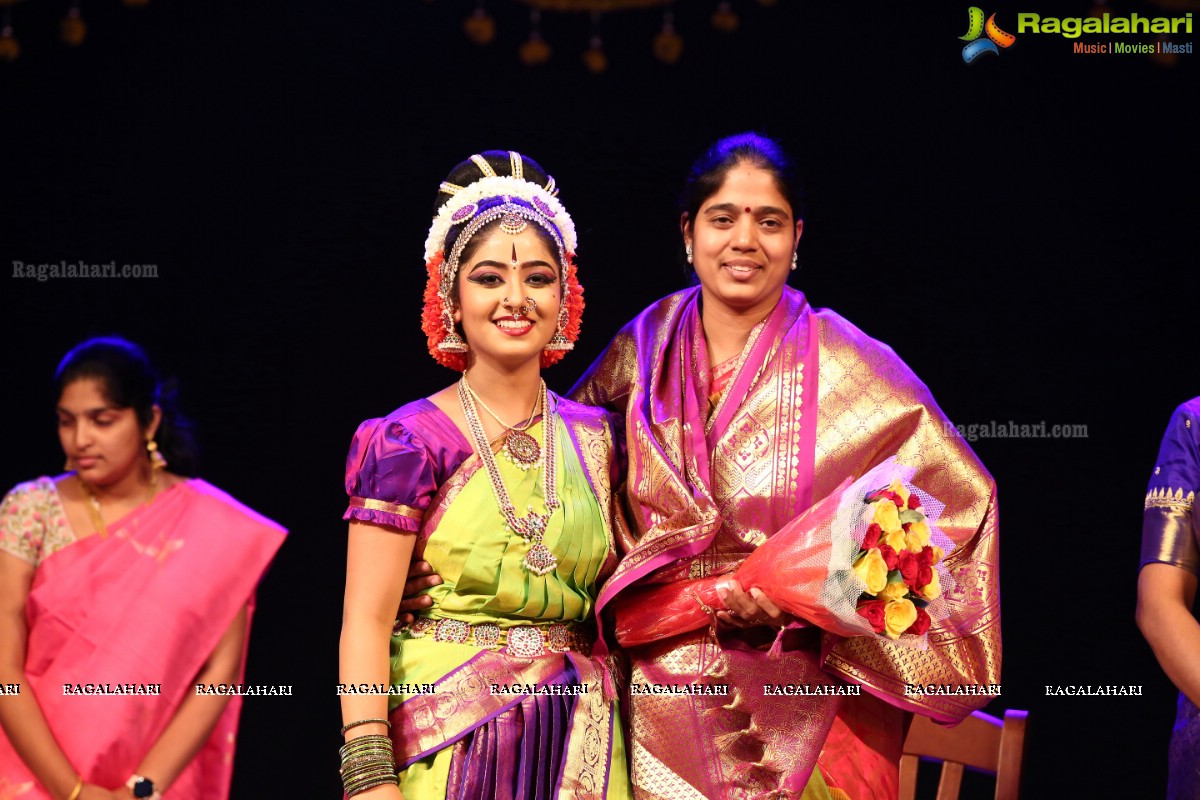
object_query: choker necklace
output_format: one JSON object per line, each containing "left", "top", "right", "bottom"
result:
{"left": 77, "top": 476, "right": 157, "bottom": 539}
{"left": 457, "top": 379, "right": 560, "bottom": 575}
{"left": 460, "top": 376, "right": 542, "bottom": 470}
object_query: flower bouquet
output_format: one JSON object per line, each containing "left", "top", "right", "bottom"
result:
{"left": 612, "top": 458, "right": 956, "bottom": 649}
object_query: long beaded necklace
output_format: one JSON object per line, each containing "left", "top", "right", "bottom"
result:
{"left": 459, "top": 377, "right": 541, "bottom": 470}
{"left": 457, "top": 378, "right": 560, "bottom": 575}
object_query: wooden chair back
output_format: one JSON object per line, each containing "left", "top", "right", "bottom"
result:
{"left": 899, "top": 708, "right": 1028, "bottom": 800}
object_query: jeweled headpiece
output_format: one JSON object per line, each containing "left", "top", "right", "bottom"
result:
{"left": 421, "top": 152, "right": 584, "bottom": 371}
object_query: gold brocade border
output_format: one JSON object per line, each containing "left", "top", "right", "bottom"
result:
{"left": 348, "top": 496, "right": 425, "bottom": 521}
{"left": 1146, "top": 486, "right": 1197, "bottom": 511}
{"left": 562, "top": 405, "right": 620, "bottom": 577}
{"left": 418, "top": 455, "right": 483, "bottom": 545}
{"left": 391, "top": 651, "right": 562, "bottom": 763}
{"left": 556, "top": 657, "right": 612, "bottom": 800}
{"left": 704, "top": 308, "right": 771, "bottom": 436}
{"left": 822, "top": 651, "right": 990, "bottom": 721}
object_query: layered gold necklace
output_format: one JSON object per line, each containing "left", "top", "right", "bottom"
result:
{"left": 457, "top": 377, "right": 559, "bottom": 575}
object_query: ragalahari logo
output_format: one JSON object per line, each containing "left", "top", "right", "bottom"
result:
{"left": 960, "top": 7, "right": 1016, "bottom": 62}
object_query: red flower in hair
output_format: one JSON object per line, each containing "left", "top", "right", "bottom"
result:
{"left": 421, "top": 252, "right": 469, "bottom": 371}
{"left": 541, "top": 256, "right": 585, "bottom": 368}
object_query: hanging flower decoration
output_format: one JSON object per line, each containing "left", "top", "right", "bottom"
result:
{"left": 61, "top": 7, "right": 86, "bottom": 46}
{"left": 464, "top": 5, "right": 497, "bottom": 45}
{"left": 711, "top": 1, "right": 739, "bottom": 32}
{"left": 653, "top": 11, "right": 682, "bottom": 63}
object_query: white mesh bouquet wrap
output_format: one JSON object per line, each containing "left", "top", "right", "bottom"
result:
{"left": 829, "top": 457, "right": 958, "bottom": 648}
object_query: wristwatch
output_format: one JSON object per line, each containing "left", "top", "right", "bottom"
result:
{"left": 125, "top": 775, "right": 161, "bottom": 800}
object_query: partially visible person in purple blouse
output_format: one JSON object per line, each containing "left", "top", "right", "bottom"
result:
{"left": 1138, "top": 397, "right": 1200, "bottom": 799}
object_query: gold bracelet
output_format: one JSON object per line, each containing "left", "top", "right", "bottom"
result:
{"left": 340, "top": 717, "right": 391, "bottom": 736}
{"left": 66, "top": 777, "right": 83, "bottom": 800}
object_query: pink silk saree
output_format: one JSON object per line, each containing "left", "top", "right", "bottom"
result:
{"left": 573, "top": 286, "right": 1001, "bottom": 800}
{"left": 0, "top": 480, "right": 285, "bottom": 799}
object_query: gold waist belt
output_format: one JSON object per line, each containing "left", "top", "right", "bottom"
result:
{"left": 397, "top": 617, "right": 591, "bottom": 658}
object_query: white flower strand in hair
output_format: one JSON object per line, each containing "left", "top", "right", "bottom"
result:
{"left": 424, "top": 175, "right": 577, "bottom": 263}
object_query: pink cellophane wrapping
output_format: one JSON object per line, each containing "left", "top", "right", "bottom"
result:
{"left": 614, "top": 458, "right": 956, "bottom": 648}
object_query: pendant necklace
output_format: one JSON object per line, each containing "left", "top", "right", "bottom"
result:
{"left": 460, "top": 376, "right": 542, "bottom": 470}
{"left": 457, "top": 378, "right": 560, "bottom": 575}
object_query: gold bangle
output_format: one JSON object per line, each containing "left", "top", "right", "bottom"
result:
{"left": 66, "top": 777, "right": 83, "bottom": 800}
{"left": 340, "top": 717, "right": 391, "bottom": 736}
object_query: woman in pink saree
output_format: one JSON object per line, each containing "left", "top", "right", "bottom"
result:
{"left": 0, "top": 338, "right": 285, "bottom": 800}
{"left": 568, "top": 133, "right": 1002, "bottom": 800}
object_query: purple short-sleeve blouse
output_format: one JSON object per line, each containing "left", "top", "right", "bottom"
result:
{"left": 343, "top": 398, "right": 471, "bottom": 532}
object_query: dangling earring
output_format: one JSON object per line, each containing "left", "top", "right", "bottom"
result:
{"left": 790, "top": 251, "right": 798, "bottom": 271}
{"left": 436, "top": 309, "right": 469, "bottom": 353}
{"left": 544, "top": 306, "right": 573, "bottom": 352}
{"left": 147, "top": 439, "right": 167, "bottom": 493}
{"left": 64, "top": 456, "right": 75, "bottom": 472}
{"left": 685, "top": 243, "right": 693, "bottom": 264}
{"left": 147, "top": 439, "right": 168, "bottom": 470}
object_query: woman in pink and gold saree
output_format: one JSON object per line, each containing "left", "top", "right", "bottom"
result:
{"left": 337, "top": 152, "right": 630, "bottom": 800}
{"left": 0, "top": 337, "right": 285, "bottom": 800}
{"left": 570, "top": 133, "right": 1001, "bottom": 800}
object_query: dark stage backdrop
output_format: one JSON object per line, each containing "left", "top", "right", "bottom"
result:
{"left": 1, "top": 1, "right": 1196, "bottom": 797}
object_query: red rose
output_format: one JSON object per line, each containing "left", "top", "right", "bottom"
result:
{"left": 862, "top": 523, "right": 882, "bottom": 549}
{"left": 878, "top": 543, "right": 899, "bottom": 571}
{"left": 857, "top": 599, "right": 887, "bottom": 633}
{"left": 906, "top": 606, "right": 931, "bottom": 636}
{"left": 918, "top": 547, "right": 936, "bottom": 567}
{"left": 918, "top": 566, "right": 933, "bottom": 589}
{"left": 908, "top": 494, "right": 921, "bottom": 510}
{"left": 898, "top": 551, "right": 920, "bottom": 584}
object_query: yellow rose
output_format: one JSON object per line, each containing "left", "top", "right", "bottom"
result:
{"left": 872, "top": 500, "right": 901, "bottom": 534}
{"left": 880, "top": 580, "right": 909, "bottom": 601}
{"left": 928, "top": 545, "right": 945, "bottom": 563}
{"left": 884, "top": 529, "right": 908, "bottom": 552}
{"left": 920, "top": 569, "right": 942, "bottom": 600}
{"left": 906, "top": 519, "right": 931, "bottom": 548}
{"left": 904, "top": 532, "right": 924, "bottom": 553}
{"left": 888, "top": 479, "right": 911, "bottom": 506}
{"left": 853, "top": 548, "right": 889, "bottom": 596}
{"left": 884, "top": 598, "right": 918, "bottom": 639}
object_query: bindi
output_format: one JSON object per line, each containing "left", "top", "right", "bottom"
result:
{"left": 744, "top": 206, "right": 752, "bottom": 213}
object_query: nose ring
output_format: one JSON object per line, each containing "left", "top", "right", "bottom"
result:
{"left": 503, "top": 297, "right": 537, "bottom": 319}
